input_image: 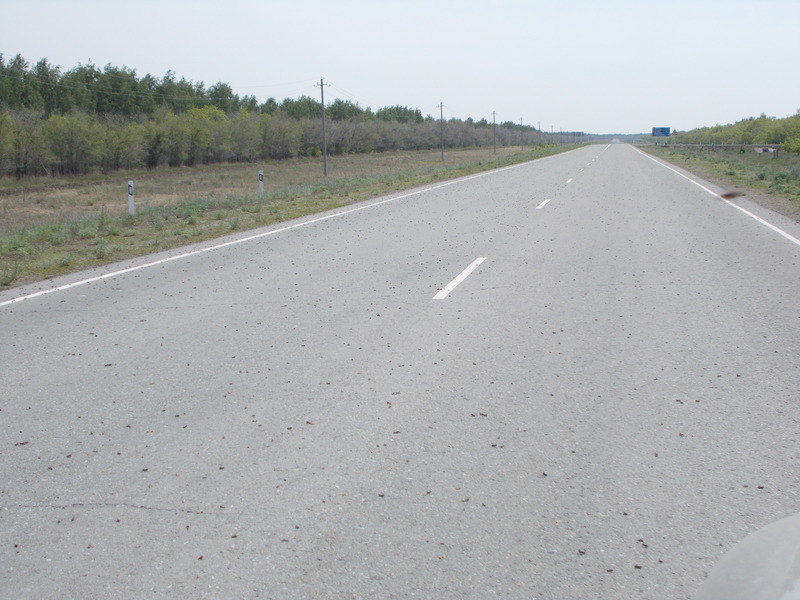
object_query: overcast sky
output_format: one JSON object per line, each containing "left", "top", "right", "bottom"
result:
{"left": 3, "top": 0, "right": 798, "bottom": 134}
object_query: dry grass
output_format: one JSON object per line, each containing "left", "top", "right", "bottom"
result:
{"left": 1, "top": 146, "right": 575, "bottom": 288}
{"left": 0, "top": 152, "right": 439, "bottom": 233}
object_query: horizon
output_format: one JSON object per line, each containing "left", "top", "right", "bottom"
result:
{"left": 2, "top": 0, "right": 799, "bottom": 135}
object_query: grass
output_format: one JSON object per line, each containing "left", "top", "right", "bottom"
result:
{"left": 642, "top": 144, "right": 800, "bottom": 202}
{"left": 0, "top": 145, "right": 578, "bottom": 288}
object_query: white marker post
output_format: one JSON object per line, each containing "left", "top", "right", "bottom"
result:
{"left": 258, "top": 170, "right": 264, "bottom": 198}
{"left": 127, "top": 181, "right": 135, "bottom": 215}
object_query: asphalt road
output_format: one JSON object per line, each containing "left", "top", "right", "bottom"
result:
{"left": 2, "top": 144, "right": 800, "bottom": 599}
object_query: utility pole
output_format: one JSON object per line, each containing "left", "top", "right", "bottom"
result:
{"left": 316, "top": 78, "right": 329, "bottom": 176}
{"left": 492, "top": 111, "right": 496, "bottom": 153}
{"left": 439, "top": 102, "right": 445, "bottom": 161}
{"left": 520, "top": 118, "right": 524, "bottom": 150}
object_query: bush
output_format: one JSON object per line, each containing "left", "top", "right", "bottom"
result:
{"left": 78, "top": 223, "right": 98, "bottom": 239}
{"left": 45, "top": 224, "right": 74, "bottom": 245}
{"left": 93, "top": 240, "right": 109, "bottom": 259}
{"left": 784, "top": 137, "right": 800, "bottom": 154}
{"left": 1, "top": 263, "right": 20, "bottom": 286}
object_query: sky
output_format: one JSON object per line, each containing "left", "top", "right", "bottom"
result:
{"left": 2, "top": 0, "right": 799, "bottom": 134}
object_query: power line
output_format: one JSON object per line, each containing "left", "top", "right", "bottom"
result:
{"left": 328, "top": 83, "right": 373, "bottom": 109}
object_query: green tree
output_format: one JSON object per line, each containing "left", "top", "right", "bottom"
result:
{"left": 260, "top": 97, "right": 279, "bottom": 114}
{"left": 142, "top": 107, "right": 172, "bottom": 168}
{"left": 101, "top": 115, "right": 144, "bottom": 171}
{"left": 0, "top": 55, "right": 8, "bottom": 107}
{"left": 208, "top": 82, "right": 239, "bottom": 114}
{"left": 784, "top": 136, "right": 800, "bottom": 153}
{"left": 58, "top": 63, "right": 102, "bottom": 113}
{"left": 240, "top": 95, "right": 259, "bottom": 112}
{"left": 181, "top": 106, "right": 229, "bottom": 165}
{"left": 41, "top": 110, "right": 102, "bottom": 175}
{"left": 206, "top": 107, "right": 232, "bottom": 163}
{"left": 136, "top": 74, "right": 158, "bottom": 115}
{"left": 327, "top": 99, "right": 364, "bottom": 121}
{"left": 280, "top": 96, "right": 321, "bottom": 120}
{"left": 376, "top": 105, "right": 424, "bottom": 123}
{"left": 31, "top": 58, "right": 62, "bottom": 116}
{"left": 261, "top": 114, "right": 301, "bottom": 158}
{"left": 10, "top": 110, "right": 48, "bottom": 178}
{"left": 156, "top": 71, "right": 207, "bottom": 113}
{"left": 0, "top": 109, "right": 13, "bottom": 175}
{"left": 94, "top": 64, "right": 140, "bottom": 116}
{"left": 0, "top": 54, "right": 40, "bottom": 110}
{"left": 230, "top": 109, "right": 264, "bottom": 162}
{"left": 163, "top": 110, "right": 190, "bottom": 166}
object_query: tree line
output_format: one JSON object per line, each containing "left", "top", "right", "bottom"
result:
{"left": 0, "top": 54, "right": 556, "bottom": 178}
{"left": 670, "top": 113, "right": 800, "bottom": 152}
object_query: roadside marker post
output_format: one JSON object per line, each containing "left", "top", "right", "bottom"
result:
{"left": 127, "top": 181, "right": 135, "bottom": 215}
{"left": 258, "top": 170, "right": 264, "bottom": 198}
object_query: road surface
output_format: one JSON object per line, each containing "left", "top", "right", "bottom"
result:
{"left": 3, "top": 144, "right": 800, "bottom": 599}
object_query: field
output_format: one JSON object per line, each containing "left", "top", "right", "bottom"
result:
{"left": 0, "top": 146, "right": 573, "bottom": 288}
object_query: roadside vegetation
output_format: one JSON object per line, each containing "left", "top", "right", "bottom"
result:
{"left": 644, "top": 144, "right": 800, "bottom": 202}
{"left": 668, "top": 113, "right": 800, "bottom": 150}
{"left": 0, "top": 53, "right": 568, "bottom": 179}
{"left": 0, "top": 146, "right": 576, "bottom": 288}
{"left": 641, "top": 112, "right": 800, "bottom": 222}
{"left": 4, "top": 52, "right": 799, "bottom": 290}
{"left": 0, "top": 53, "right": 590, "bottom": 289}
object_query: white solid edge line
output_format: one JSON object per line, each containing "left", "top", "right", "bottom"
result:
{"left": 1, "top": 150, "right": 586, "bottom": 309}
{"left": 536, "top": 199, "right": 551, "bottom": 209}
{"left": 433, "top": 257, "right": 487, "bottom": 300}
{"left": 634, "top": 147, "right": 800, "bottom": 249}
